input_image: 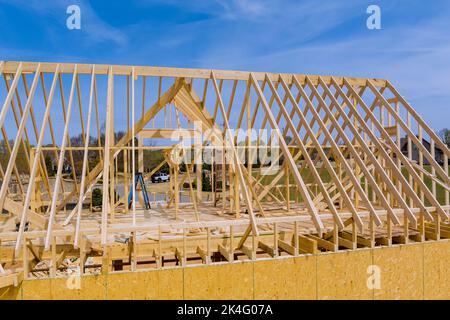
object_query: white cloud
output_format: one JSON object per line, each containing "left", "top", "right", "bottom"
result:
{"left": 215, "top": 0, "right": 270, "bottom": 20}
{"left": 0, "top": 0, "right": 127, "bottom": 47}
{"left": 190, "top": 1, "right": 450, "bottom": 130}
{"left": 2, "top": 0, "right": 449, "bottom": 130}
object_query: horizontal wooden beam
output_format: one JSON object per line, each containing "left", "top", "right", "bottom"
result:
{"left": 4, "top": 198, "right": 50, "bottom": 230}
{"left": 1, "top": 205, "right": 449, "bottom": 242}
{"left": 138, "top": 128, "right": 200, "bottom": 139}
{"left": 1, "top": 61, "right": 387, "bottom": 87}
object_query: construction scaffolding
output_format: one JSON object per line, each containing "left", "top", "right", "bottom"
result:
{"left": 0, "top": 61, "right": 449, "bottom": 289}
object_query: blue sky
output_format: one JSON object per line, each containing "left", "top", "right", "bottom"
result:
{"left": 1, "top": 0, "right": 449, "bottom": 132}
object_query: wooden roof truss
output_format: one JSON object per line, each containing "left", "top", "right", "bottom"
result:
{"left": 0, "top": 61, "right": 449, "bottom": 281}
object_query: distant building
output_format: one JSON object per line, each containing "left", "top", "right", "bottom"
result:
{"left": 400, "top": 136, "right": 445, "bottom": 165}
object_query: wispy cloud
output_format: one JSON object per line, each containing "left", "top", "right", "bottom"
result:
{"left": 185, "top": 0, "right": 450, "bottom": 130}
{"left": 1, "top": 0, "right": 449, "bottom": 130}
{"left": 0, "top": 0, "right": 127, "bottom": 47}
{"left": 214, "top": 0, "right": 271, "bottom": 20}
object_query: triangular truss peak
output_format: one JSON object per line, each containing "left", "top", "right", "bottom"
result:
{"left": 0, "top": 61, "right": 448, "bottom": 281}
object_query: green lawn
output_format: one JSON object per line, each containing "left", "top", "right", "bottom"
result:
{"left": 252, "top": 163, "right": 449, "bottom": 205}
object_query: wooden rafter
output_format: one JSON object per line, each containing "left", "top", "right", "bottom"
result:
{"left": 0, "top": 60, "right": 448, "bottom": 281}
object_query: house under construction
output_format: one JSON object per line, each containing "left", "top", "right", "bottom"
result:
{"left": 0, "top": 61, "right": 449, "bottom": 300}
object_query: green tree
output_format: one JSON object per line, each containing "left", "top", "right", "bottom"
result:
{"left": 92, "top": 188, "right": 102, "bottom": 207}
{"left": 201, "top": 171, "right": 212, "bottom": 192}
{"left": 45, "top": 156, "right": 54, "bottom": 176}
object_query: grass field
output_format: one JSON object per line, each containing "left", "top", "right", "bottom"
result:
{"left": 254, "top": 163, "right": 449, "bottom": 205}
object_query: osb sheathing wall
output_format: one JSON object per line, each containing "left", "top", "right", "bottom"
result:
{"left": 1, "top": 240, "right": 449, "bottom": 300}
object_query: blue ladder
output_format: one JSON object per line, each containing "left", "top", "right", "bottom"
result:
{"left": 128, "top": 172, "right": 151, "bottom": 210}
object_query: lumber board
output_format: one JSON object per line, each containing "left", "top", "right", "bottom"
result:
{"left": 4, "top": 198, "right": 49, "bottom": 229}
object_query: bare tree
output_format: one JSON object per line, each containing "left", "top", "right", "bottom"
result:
{"left": 438, "top": 128, "right": 450, "bottom": 148}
